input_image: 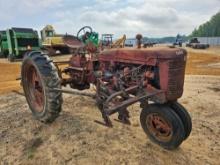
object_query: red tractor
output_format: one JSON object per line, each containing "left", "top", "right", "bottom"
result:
{"left": 21, "top": 26, "right": 191, "bottom": 150}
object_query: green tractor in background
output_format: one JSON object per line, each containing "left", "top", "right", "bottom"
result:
{"left": 74, "top": 26, "right": 126, "bottom": 52}
{"left": 76, "top": 26, "right": 99, "bottom": 53}
{"left": 0, "top": 31, "right": 9, "bottom": 58}
{"left": 40, "top": 25, "right": 100, "bottom": 55}
{"left": 0, "top": 28, "right": 40, "bottom": 62}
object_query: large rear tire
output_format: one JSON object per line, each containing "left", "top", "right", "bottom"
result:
{"left": 140, "top": 104, "right": 185, "bottom": 150}
{"left": 21, "top": 51, "right": 63, "bottom": 123}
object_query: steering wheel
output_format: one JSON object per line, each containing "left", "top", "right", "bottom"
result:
{"left": 77, "top": 26, "right": 93, "bottom": 41}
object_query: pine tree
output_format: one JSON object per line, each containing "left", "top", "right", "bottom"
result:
{"left": 190, "top": 11, "right": 220, "bottom": 37}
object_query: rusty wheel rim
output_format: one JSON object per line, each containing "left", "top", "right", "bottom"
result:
{"left": 25, "top": 64, "right": 45, "bottom": 113}
{"left": 146, "top": 113, "right": 173, "bottom": 142}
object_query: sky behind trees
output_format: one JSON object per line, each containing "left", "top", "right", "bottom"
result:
{"left": 0, "top": 0, "right": 219, "bottom": 38}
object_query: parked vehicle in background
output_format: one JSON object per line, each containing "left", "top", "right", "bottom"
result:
{"left": 143, "top": 41, "right": 157, "bottom": 48}
{"left": 0, "top": 31, "right": 9, "bottom": 58}
{"left": 100, "top": 34, "right": 113, "bottom": 48}
{"left": 41, "top": 25, "right": 87, "bottom": 55}
{"left": 100, "top": 34, "right": 126, "bottom": 49}
{"left": 173, "top": 34, "right": 183, "bottom": 47}
{"left": 0, "top": 28, "right": 40, "bottom": 61}
{"left": 186, "top": 37, "right": 209, "bottom": 49}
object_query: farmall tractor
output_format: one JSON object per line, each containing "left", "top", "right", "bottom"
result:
{"left": 21, "top": 26, "right": 191, "bottom": 150}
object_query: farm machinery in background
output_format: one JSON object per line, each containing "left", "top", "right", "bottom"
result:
{"left": 186, "top": 37, "right": 209, "bottom": 49}
{"left": 143, "top": 41, "right": 157, "bottom": 48}
{"left": 21, "top": 26, "right": 192, "bottom": 150}
{"left": 173, "top": 34, "right": 183, "bottom": 47}
{"left": 0, "top": 28, "right": 40, "bottom": 61}
{"left": 41, "top": 25, "right": 73, "bottom": 55}
{"left": 100, "top": 33, "right": 126, "bottom": 49}
{"left": 111, "top": 34, "right": 126, "bottom": 48}
{"left": 0, "top": 31, "right": 8, "bottom": 57}
{"left": 41, "top": 25, "right": 100, "bottom": 55}
{"left": 0, "top": 25, "right": 127, "bottom": 61}
{"left": 101, "top": 34, "right": 113, "bottom": 47}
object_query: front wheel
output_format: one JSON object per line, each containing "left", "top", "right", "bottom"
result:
{"left": 140, "top": 104, "right": 185, "bottom": 150}
{"left": 168, "top": 102, "right": 192, "bottom": 140}
{"left": 21, "top": 51, "right": 63, "bottom": 123}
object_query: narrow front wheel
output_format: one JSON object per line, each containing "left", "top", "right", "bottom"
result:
{"left": 140, "top": 104, "right": 185, "bottom": 150}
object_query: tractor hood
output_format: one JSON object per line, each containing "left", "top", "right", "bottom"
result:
{"left": 99, "top": 47, "right": 187, "bottom": 65}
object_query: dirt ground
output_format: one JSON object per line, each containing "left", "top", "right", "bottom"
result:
{"left": 0, "top": 47, "right": 220, "bottom": 165}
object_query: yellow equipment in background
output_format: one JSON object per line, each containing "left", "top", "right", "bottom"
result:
{"left": 111, "top": 34, "right": 126, "bottom": 48}
{"left": 41, "top": 25, "right": 71, "bottom": 55}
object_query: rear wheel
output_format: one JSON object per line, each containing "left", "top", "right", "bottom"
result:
{"left": 21, "top": 51, "right": 63, "bottom": 123}
{"left": 140, "top": 104, "right": 185, "bottom": 150}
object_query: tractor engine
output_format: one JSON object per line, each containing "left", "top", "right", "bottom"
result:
{"left": 97, "top": 62, "right": 159, "bottom": 96}
{"left": 98, "top": 47, "right": 187, "bottom": 103}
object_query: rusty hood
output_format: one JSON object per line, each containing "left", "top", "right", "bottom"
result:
{"left": 99, "top": 47, "right": 187, "bottom": 65}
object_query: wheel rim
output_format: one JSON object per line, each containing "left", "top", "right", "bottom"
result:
{"left": 146, "top": 113, "right": 173, "bottom": 142}
{"left": 24, "top": 63, "right": 45, "bottom": 113}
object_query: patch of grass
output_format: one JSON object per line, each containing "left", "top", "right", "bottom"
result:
{"left": 23, "top": 137, "right": 43, "bottom": 159}
{"left": 25, "top": 148, "right": 35, "bottom": 159}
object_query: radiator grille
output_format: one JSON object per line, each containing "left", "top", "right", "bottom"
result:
{"left": 167, "top": 58, "right": 186, "bottom": 100}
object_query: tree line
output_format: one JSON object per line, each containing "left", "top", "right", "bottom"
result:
{"left": 191, "top": 12, "right": 220, "bottom": 37}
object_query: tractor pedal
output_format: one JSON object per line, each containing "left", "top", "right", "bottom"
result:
{"left": 117, "top": 109, "right": 130, "bottom": 125}
{"left": 103, "top": 115, "right": 113, "bottom": 127}
{"left": 99, "top": 107, "right": 113, "bottom": 127}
